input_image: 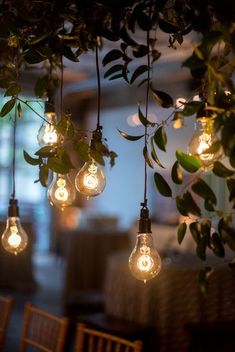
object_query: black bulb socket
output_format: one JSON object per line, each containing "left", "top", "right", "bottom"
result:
{"left": 138, "top": 207, "right": 151, "bottom": 234}
{"left": 45, "top": 99, "right": 55, "bottom": 114}
{"left": 8, "top": 198, "right": 19, "bottom": 217}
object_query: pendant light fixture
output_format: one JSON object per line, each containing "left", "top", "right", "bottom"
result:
{"left": 37, "top": 97, "right": 59, "bottom": 147}
{"left": 1, "top": 106, "right": 28, "bottom": 255}
{"left": 47, "top": 54, "right": 75, "bottom": 209}
{"left": 75, "top": 43, "right": 106, "bottom": 198}
{"left": 129, "top": 19, "right": 161, "bottom": 283}
{"left": 188, "top": 102, "right": 222, "bottom": 171}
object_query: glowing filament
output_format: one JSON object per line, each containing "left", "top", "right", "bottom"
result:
{"left": 83, "top": 163, "right": 98, "bottom": 190}
{"left": 137, "top": 254, "right": 154, "bottom": 272}
{"left": 197, "top": 132, "right": 213, "bottom": 161}
{"left": 54, "top": 179, "right": 69, "bottom": 201}
{"left": 8, "top": 226, "right": 22, "bottom": 248}
{"left": 43, "top": 124, "right": 58, "bottom": 145}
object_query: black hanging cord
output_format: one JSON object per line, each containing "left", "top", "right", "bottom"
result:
{"left": 95, "top": 44, "right": 102, "bottom": 131}
{"left": 11, "top": 105, "right": 17, "bottom": 199}
{"left": 142, "top": 28, "right": 151, "bottom": 210}
{"left": 60, "top": 54, "right": 64, "bottom": 117}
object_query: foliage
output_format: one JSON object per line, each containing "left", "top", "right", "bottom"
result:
{"left": 0, "top": 0, "right": 234, "bottom": 281}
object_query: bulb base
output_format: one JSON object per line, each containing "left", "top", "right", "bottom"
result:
{"left": 8, "top": 198, "right": 19, "bottom": 217}
{"left": 138, "top": 207, "right": 151, "bottom": 234}
{"left": 45, "top": 98, "right": 55, "bottom": 114}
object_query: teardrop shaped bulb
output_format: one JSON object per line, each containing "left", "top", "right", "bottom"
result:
{"left": 48, "top": 173, "right": 75, "bottom": 210}
{"left": 129, "top": 233, "right": 162, "bottom": 282}
{"left": 1, "top": 217, "right": 28, "bottom": 255}
{"left": 75, "top": 160, "right": 106, "bottom": 197}
{"left": 37, "top": 112, "right": 59, "bottom": 147}
{"left": 188, "top": 117, "right": 222, "bottom": 171}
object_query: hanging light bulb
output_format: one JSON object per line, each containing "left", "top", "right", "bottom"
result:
{"left": 1, "top": 199, "right": 28, "bottom": 255}
{"left": 129, "top": 207, "right": 162, "bottom": 283}
{"left": 48, "top": 173, "right": 75, "bottom": 210}
{"left": 75, "top": 159, "right": 106, "bottom": 198}
{"left": 37, "top": 100, "right": 59, "bottom": 147}
{"left": 188, "top": 117, "right": 221, "bottom": 171}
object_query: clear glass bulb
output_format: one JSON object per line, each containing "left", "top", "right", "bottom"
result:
{"left": 48, "top": 173, "right": 75, "bottom": 210}
{"left": 75, "top": 160, "right": 106, "bottom": 198}
{"left": 188, "top": 117, "right": 222, "bottom": 171}
{"left": 1, "top": 217, "right": 28, "bottom": 255}
{"left": 37, "top": 112, "right": 59, "bottom": 147}
{"left": 129, "top": 233, "right": 162, "bottom": 283}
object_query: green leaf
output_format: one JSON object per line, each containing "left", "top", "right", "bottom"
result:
{"left": 35, "top": 75, "right": 49, "bottom": 98}
{"left": 150, "top": 137, "right": 165, "bottom": 168}
{"left": 61, "top": 44, "right": 78, "bottom": 62}
{"left": 75, "top": 140, "right": 90, "bottom": 162}
{"left": 39, "top": 164, "right": 49, "bottom": 187}
{"left": 0, "top": 99, "right": 15, "bottom": 117}
{"left": 143, "top": 146, "right": 153, "bottom": 169}
{"left": 191, "top": 177, "right": 217, "bottom": 205}
{"left": 181, "top": 101, "right": 203, "bottom": 116}
{"left": 104, "top": 65, "right": 123, "bottom": 79}
{"left": 17, "top": 103, "right": 22, "bottom": 118}
{"left": 138, "top": 104, "right": 155, "bottom": 127}
{"left": 130, "top": 65, "right": 149, "bottom": 84}
{"left": 226, "top": 178, "right": 235, "bottom": 202}
{"left": 23, "top": 150, "right": 39, "bottom": 166}
{"left": 47, "top": 157, "right": 71, "bottom": 174}
{"left": 102, "top": 49, "right": 123, "bottom": 66}
{"left": 176, "top": 150, "right": 202, "bottom": 173}
{"left": 154, "top": 172, "right": 172, "bottom": 197}
{"left": 118, "top": 129, "right": 145, "bottom": 141}
{"left": 220, "top": 224, "right": 235, "bottom": 251}
{"left": 212, "top": 161, "right": 234, "bottom": 178}
{"left": 171, "top": 161, "right": 183, "bottom": 184}
{"left": 176, "top": 192, "right": 201, "bottom": 217}
{"left": 199, "top": 267, "right": 213, "bottom": 296}
{"left": 201, "top": 220, "right": 211, "bottom": 246}
{"left": 24, "top": 49, "right": 45, "bottom": 64}
{"left": 202, "top": 141, "right": 221, "bottom": 155}
{"left": 189, "top": 222, "right": 201, "bottom": 244}
{"left": 35, "top": 146, "right": 57, "bottom": 158}
{"left": 151, "top": 88, "right": 173, "bottom": 108}
{"left": 177, "top": 222, "right": 187, "bottom": 244}
{"left": 4, "top": 84, "right": 21, "bottom": 97}
{"left": 211, "top": 232, "right": 225, "bottom": 257}
{"left": 196, "top": 238, "right": 207, "bottom": 261}
{"left": 90, "top": 149, "right": 105, "bottom": 166}
{"left": 154, "top": 126, "right": 167, "bottom": 151}
{"left": 132, "top": 45, "right": 149, "bottom": 58}
{"left": 57, "top": 117, "right": 74, "bottom": 138}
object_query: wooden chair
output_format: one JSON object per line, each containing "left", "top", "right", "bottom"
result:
{"left": 20, "top": 302, "right": 68, "bottom": 352}
{"left": 74, "top": 322, "right": 143, "bottom": 352}
{"left": 0, "top": 296, "right": 13, "bottom": 351}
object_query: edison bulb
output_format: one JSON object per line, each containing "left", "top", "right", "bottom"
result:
{"left": 1, "top": 217, "right": 28, "bottom": 255}
{"left": 188, "top": 117, "right": 222, "bottom": 171}
{"left": 37, "top": 112, "right": 59, "bottom": 147}
{"left": 48, "top": 173, "right": 75, "bottom": 210}
{"left": 75, "top": 160, "right": 106, "bottom": 198}
{"left": 129, "top": 233, "right": 162, "bottom": 283}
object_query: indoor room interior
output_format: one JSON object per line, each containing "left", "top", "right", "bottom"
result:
{"left": 0, "top": 1, "right": 234, "bottom": 352}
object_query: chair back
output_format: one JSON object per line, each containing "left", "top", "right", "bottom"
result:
{"left": 20, "top": 302, "right": 68, "bottom": 352}
{"left": 0, "top": 296, "right": 13, "bottom": 351}
{"left": 74, "top": 323, "right": 143, "bottom": 352}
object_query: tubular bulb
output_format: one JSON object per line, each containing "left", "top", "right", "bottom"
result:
{"left": 188, "top": 117, "right": 222, "bottom": 171}
{"left": 75, "top": 160, "right": 106, "bottom": 198}
{"left": 1, "top": 199, "right": 28, "bottom": 255}
{"left": 37, "top": 112, "right": 59, "bottom": 147}
{"left": 48, "top": 173, "right": 75, "bottom": 210}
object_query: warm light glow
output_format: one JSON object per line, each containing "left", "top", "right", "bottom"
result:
{"left": 83, "top": 163, "right": 99, "bottom": 190}
{"left": 48, "top": 173, "right": 75, "bottom": 209}
{"left": 54, "top": 179, "right": 69, "bottom": 201}
{"left": 188, "top": 118, "right": 222, "bottom": 170}
{"left": 137, "top": 254, "right": 154, "bottom": 272}
{"left": 197, "top": 132, "right": 213, "bottom": 160}
{"left": 1, "top": 217, "right": 28, "bottom": 255}
{"left": 129, "top": 233, "right": 162, "bottom": 282}
{"left": 8, "top": 226, "right": 22, "bottom": 248}
{"left": 75, "top": 160, "right": 106, "bottom": 197}
{"left": 42, "top": 124, "right": 58, "bottom": 145}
